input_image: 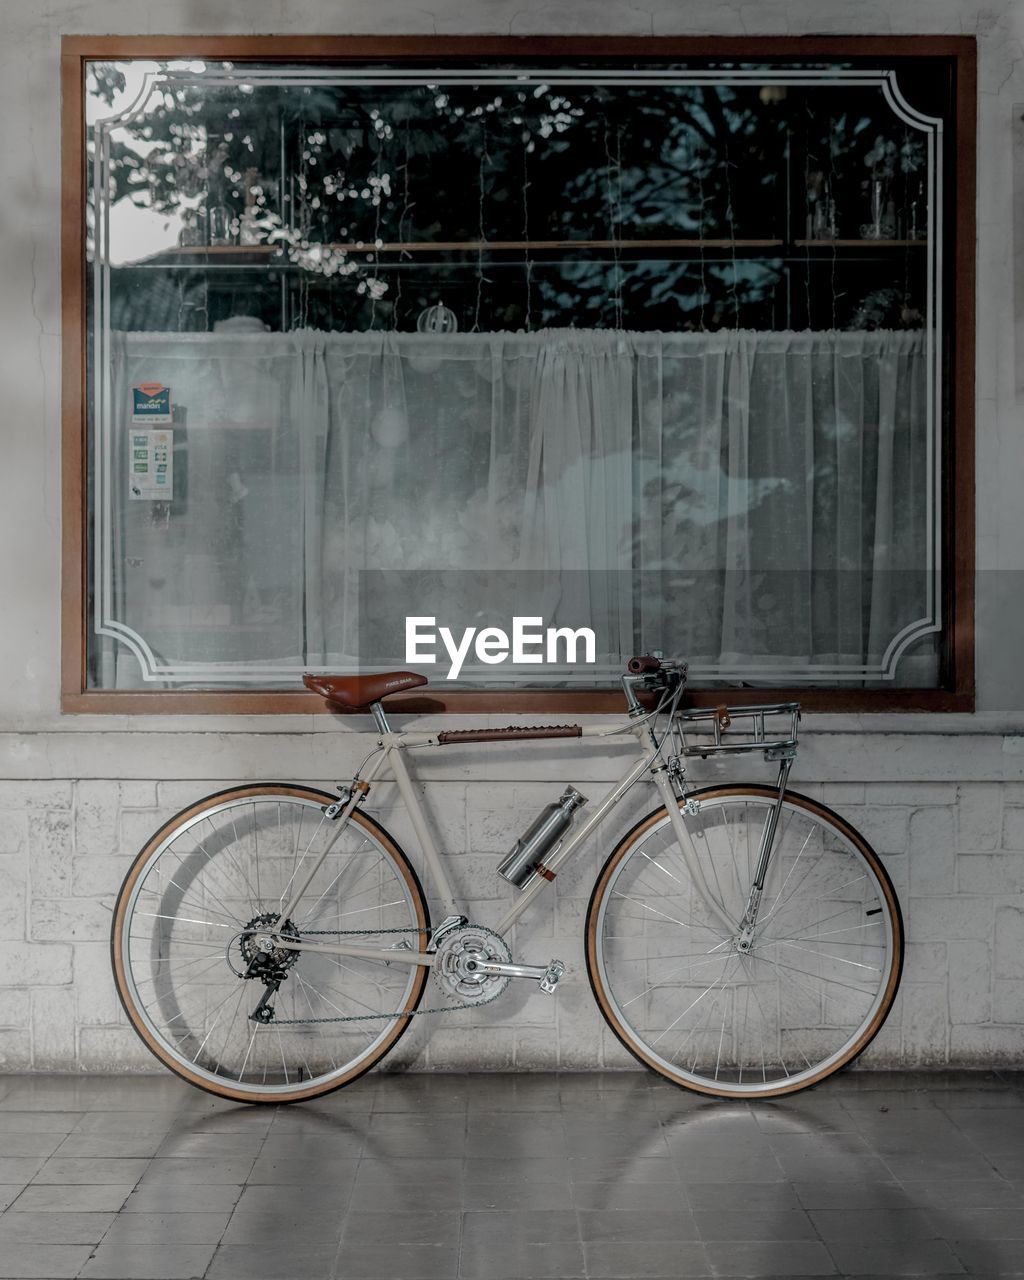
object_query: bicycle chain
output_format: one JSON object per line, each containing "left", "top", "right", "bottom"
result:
{"left": 255, "top": 926, "right": 477, "bottom": 1026}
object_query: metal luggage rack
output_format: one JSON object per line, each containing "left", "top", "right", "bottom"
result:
{"left": 671, "top": 701, "right": 801, "bottom": 762}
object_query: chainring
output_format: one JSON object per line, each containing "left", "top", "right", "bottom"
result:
{"left": 432, "top": 925, "right": 512, "bottom": 1007}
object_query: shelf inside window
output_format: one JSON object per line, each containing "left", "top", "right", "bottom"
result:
{"left": 122, "top": 236, "right": 931, "bottom": 273}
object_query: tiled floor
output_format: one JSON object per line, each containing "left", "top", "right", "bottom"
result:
{"left": 0, "top": 1071, "right": 1022, "bottom": 1278}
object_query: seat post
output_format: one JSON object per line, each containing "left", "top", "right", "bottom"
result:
{"left": 370, "top": 701, "right": 392, "bottom": 735}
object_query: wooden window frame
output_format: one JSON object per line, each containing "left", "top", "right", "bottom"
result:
{"left": 61, "top": 34, "right": 977, "bottom": 715}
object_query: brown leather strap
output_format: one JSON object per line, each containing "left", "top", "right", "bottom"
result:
{"left": 436, "top": 724, "right": 582, "bottom": 745}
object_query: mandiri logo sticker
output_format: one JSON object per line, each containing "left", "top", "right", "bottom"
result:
{"left": 131, "top": 382, "right": 172, "bottom": 424}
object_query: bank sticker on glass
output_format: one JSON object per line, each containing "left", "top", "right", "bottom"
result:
{"left": 129, "top": 430, "right": 173, "bottom": 500}
{"left": 131, "top": 382, "right": 172, "bottom": 424}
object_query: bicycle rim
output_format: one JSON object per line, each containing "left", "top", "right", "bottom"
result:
{"left": 112, "top": 785, "right": 429, "bottom": 1102}
{"left": 587, "top": 787, "right": 903, "bottom": 1098}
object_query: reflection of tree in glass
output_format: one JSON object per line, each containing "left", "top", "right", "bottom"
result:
{"left": 88, "top": 64, "right": 929, "bottom": 333}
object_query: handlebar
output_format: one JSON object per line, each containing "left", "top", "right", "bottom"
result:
{"left": 626, "top": 654, "right": 686, "bottom": 678}
{"left": 622, "top": 654, "right": 687, "bottom": 715}
{"left": 626, "top": 655, "right": 663, "bottom": 674}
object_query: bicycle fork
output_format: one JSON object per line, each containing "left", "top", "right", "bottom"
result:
{"left": 654, "top": 755, "right": 793, "bottom": 948}
{"left": 736, "top": 756, "right": 793, "bottom": 951}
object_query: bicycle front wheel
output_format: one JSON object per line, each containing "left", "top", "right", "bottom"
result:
{"left": 112, "top": 785, "right": 430, "bottom": 1103}
{"left": 586, "top": 786, "right": 902, "bottom": 1098}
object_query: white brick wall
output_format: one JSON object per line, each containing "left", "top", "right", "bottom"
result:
{"left": 1, "top": 741, "right": 1023, "bottom": 1072}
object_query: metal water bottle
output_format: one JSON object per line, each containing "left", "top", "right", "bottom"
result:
{"left": 497, "top": 787, "right": 589, "bottom": 888}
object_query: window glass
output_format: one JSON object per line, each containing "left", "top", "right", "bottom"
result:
{"left": 85, "top": 58, "right": 952, "bottom": 689}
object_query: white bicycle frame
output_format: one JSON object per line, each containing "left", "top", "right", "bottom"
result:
{"left": 265, "top": 711, "right": 737, "bottom": 967}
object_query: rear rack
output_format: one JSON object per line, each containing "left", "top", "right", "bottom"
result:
{"left": 671, "top": 702, "right": 801, "bottom": 762}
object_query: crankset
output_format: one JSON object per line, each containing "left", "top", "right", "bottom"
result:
{"left": 432, "top": 925, "right": 566, "bottom": 1006}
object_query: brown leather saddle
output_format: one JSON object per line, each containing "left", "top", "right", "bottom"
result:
{"left": 302, "top": 671, "right": 583, "bottom": 742}
{"left": 303, "top": 671, "right": 428, "bottom": 712}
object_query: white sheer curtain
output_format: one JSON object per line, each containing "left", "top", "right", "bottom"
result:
{"left": 106, "top": 328, "right": 932, "bottom": 687}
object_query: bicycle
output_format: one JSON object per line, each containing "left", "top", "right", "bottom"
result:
{"left": 111, "top": 656, "right": 904, "bottom": 1104}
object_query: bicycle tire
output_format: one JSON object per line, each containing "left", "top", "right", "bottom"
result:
{"left": 586, "top": 786, "right": 903, "bottom": 1098}
{"left": 112, "top": 784, "right": 430, "bottom": 1103}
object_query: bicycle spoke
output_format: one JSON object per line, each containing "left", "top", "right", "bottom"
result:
{"left": 611, "top": 891, "right": 728, "bottom": 938}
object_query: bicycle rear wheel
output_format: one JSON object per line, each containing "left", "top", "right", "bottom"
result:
{"left": 586, "top": 786, "right": 902, "bottom": 1098}
{"left": 112, "top": 784, "right": 430, "bottom": 1103}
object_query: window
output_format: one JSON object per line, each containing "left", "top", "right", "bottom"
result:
{"left": 62, "top": 37, "right": 976, "bottom": 712}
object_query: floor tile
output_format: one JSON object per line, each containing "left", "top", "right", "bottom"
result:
{"left": 694, "top": 1208, "right": 818, "bottom": 1241}
{"left": 349, "top": 1179, "right": 466, "bottom": 1212}
{"left": 153, "top": 1130, "right": 265, "bottom": 1159}
{"left": 0, "top": 1209, "right": 114, "bottom": 1242}
{"left": 32, "top": 1156, "right": 151, "bottom": 1184}
{"left": 220, "top": 1205, "right": 346, "bottom": 1244}
{"left": 902, "top": 1177, "right": 1023, "bottom": 1210}
{"left": 981, "top": 1152, "right": 1024, "bottom": 1181}
{"left": 462, "top": 1208, "right": 580, "bottom": 1246}
{"left": 9, "top": 1183, "right": 136, "bottom": 1212}
{"left": 577, "top": 1207, "right": 699, "bottom": 1241}
{"left": 247, "top": 1130, "right": 352, "bottom": 1158}
{"left": 208, "top": 1242, "right": 338, "bottom": 1279}
{"left": 465, "top": 1080, "right": 561, "bottom": 1112}
{"left": 229, "top": 1182, "right": 349, "bottom": 1215}
{"left": 0, "top": 1242, "right": 94, "bottom": 1277}
{"left": 0, "top": 1131, "right": 65, "bottom": 1157}
{"left": 179, "top": 1107, "right": 275, "bottom": 1134}
{"left": 685, "top": 1180, "right": 803, "bottom": 1212}
{"left": 467, "top": 1121, "right": 567, "bottom": 1157}
{"left": 458, "top": 1237, "right": 585, "bottom": 1279}
{"left": 342, "top": 1208, "right": 460, "bottom": 1245}
{"left": 55, "top": 1131, "right": 167, "bottom": 1158}
{"left": 703, "top": 1240, "right": 836, "bottom": 1276}
{"left": 0, "top": 1155, "right": 47, "bottom": 1181}
{"left": 837, "top": 1089, "right": 940, "bottom": 1111}
{"left": 465, "top": 1180, "right": 574, "bottom": 1210}
{"left": 0, "top": 1082, "right": 117, "bottom": 1111}
{"left": 947, "top": 1237, "right": 1024, "bottom": 1273}
{"left": 99, "top": 1209, "right": 232, "bottom": 1243}
{"left": 137, "top": 1155, "right": 255, "bottom": 1185}
{"left": 825, "top": 1238, "right": 966, "bottom": 1274}
{"left": 880, "top": 1150, "right": 1000, "bottom": 1181}
{"left": 70, "top": 1112, "right": 177, "bottom": 1136}
{"left": 808, "top": 1208, "right": 941, "bottom": 1242}
{"left": 791, "top": 1179, "right": 916, "bottom": 1211}
{"left": 570, "top": 1156, "right": 680, "bottom": 1183}
{"left": 672, "top": 1153, "right": 787, "bottom": 1182}
{"left": 334, "top": 1241, "right": 460, "bottom": 1278}
{"left": 0, "top": 1111, "right": 84, "bottom": 1133}
{"left": 121, "top": 1182, "right": 244, "bottom": 1214}
{"left": 247, "top": 1154, "right": 358, "bottom": 1185}
{"left": 944, "top": 1206, "right": 1024, "bottom": 1237}
{"left": 583, "top": 1239, "right": 710, "bottom": 1277}
{"left": 753, "top": 1101, "right": 853, "bottom": 1134}
{"left": 81, "top": 1080, "right": 195, "bottom": 1111}
{"left": 78, "top": 1241, "right": 218, "bottom": 1278}
{"left": 572, "top": 1181, "right": 687, "bottom": 1211}
{"left": 464, "top": 1155, "right": 570, "bottom": 1185}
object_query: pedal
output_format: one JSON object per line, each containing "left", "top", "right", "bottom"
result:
{"left": 539, "top": 959, "right": 566, "bottom": 994}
